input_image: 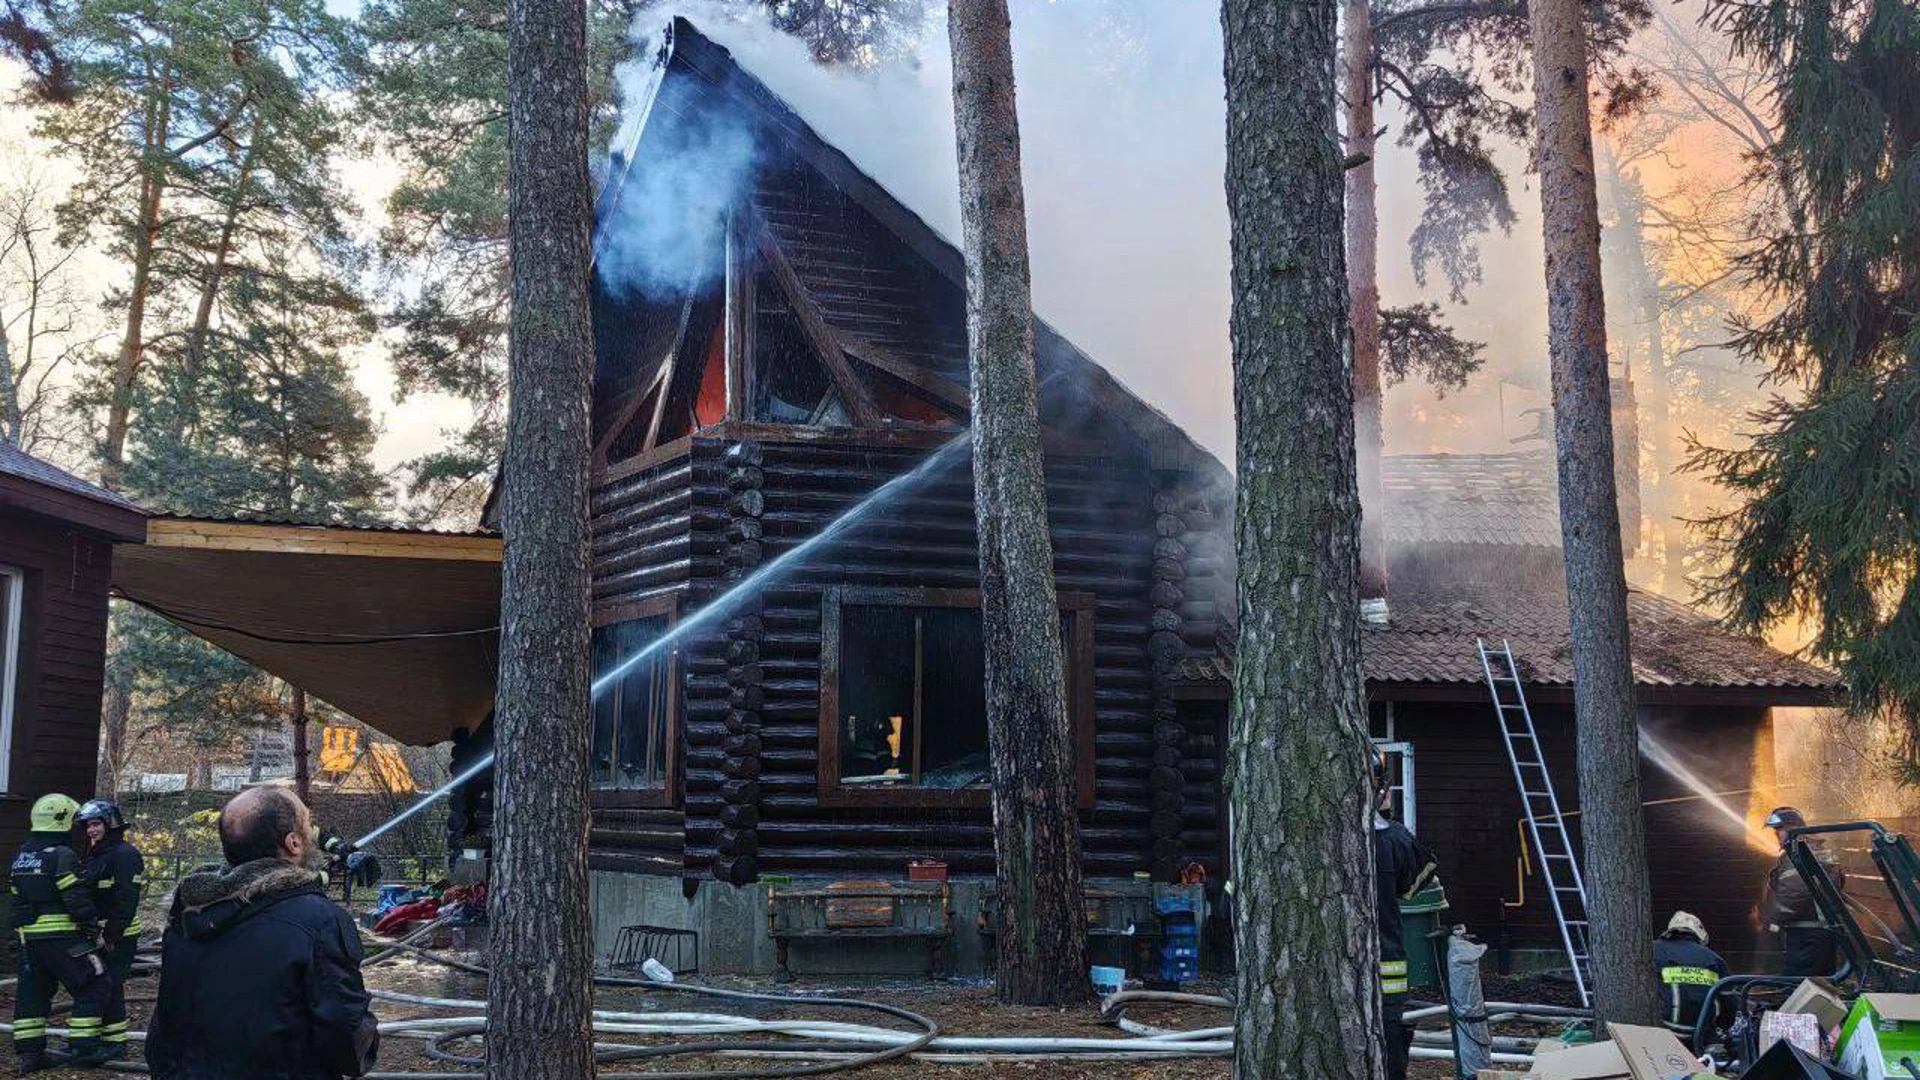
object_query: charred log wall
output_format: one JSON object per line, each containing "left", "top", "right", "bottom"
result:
{"left": 586, "top": 433, "right": 1231, "bottom": 881}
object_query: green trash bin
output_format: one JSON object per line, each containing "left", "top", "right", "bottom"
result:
{"left": 1399, "top": 883, "right": 1449, "bottom": 992}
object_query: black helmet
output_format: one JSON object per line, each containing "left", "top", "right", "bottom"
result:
{"left": 1765, "top": 807, "right": 1806, "bottom": 830}
{"left": 76, "top": 799, "right": 126, "bottom": 832}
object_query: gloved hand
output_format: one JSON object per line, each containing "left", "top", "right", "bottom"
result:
{"left": 86, "top": 952, "right": 105, "bottom": 977}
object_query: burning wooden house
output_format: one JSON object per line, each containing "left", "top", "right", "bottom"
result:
{"left": 104, "top": 17, "right": 1839, "bottom": 975}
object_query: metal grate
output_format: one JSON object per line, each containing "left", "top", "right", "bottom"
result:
{"left": 609, "top": 924, "right": 700, "bottom": 977}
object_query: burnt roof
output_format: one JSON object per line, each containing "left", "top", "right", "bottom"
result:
{"left": 592, "top": 17, "right": 1229, "bottom": 482}
{"left": 1382, "top": 451, "right": 1561, "bottom": 549}
{"left": 0, "top": 443, "right": 147, "bottom": 541}
{"left": 1175, "top": 587, "right": 1840, "bottom": 698}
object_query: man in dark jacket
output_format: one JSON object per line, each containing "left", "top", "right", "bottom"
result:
{"left": 79, "top": 798, "right": 144, "bottom": 1059}
{"left": 1759, "top": 807, "right": 1846, "bottom": 977}
{"left": 1375, "top": 771, "right": 1440, "bottom": 1080}
{"left": 1655, "top": 910, "right": 1728, "bottom": 1035}
{"left": 146, "top": 787, "right": 378, "bottom": 1080}
{"left": 10, "top": 793, "right": 113, "bottom": 1073}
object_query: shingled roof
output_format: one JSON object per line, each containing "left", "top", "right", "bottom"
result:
{"left": 0, "top": 443, "right": 142, "bottom": 513}
{"left": 1382, "top": 452, "right": 1560, "bottom": 548}
{"left": 1175, "top": 587, "right": 1840, "bottom": 698}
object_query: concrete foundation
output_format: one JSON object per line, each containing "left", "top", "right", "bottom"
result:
{"left": 588, "top": 873, "right": 1200, "bottom": 977}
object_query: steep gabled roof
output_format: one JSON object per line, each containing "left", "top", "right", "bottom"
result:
{"left": 596, "top": 17, "right": 1229, "bottom": 483}
{"left": 0, "top": 443, "right": 147, "bottom": 542}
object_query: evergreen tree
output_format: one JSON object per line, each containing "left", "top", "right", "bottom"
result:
{"left": 21, "top": 0, "right": 361, "bottom": 490}
{"left": 1689, "top": 0, "right": 1920, "bottom": 727}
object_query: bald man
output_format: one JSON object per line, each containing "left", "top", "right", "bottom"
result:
{"left": 146, "top": 788, "right": 379, "bottom": 1079}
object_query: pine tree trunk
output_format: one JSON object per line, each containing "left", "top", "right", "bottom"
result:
{"left": 1343, "top": 0, "right": 1388, "bottom": 600}
{"left": 99, "top": 674, "right": 130, "bottom": 798}
{"left": 172, "top": 131, "right": 260, "bottom": 446}
{"left": 487, "top": 0, "right": 597, "bottom": 1070}
{"left": 292, "top": 688, "right": 311, "bottom": 806}
{"left": 947, "top": 0, "right": 1090, "bottom": 1008}
{"left": 1527, "top": 0, "right": 1659, "bottom": 1026}
{"left": 101, "top": 83, "right": 171, "bottom": 491}
{"left": 1222, "top": 2, "right": 1381, "bottom": 1076}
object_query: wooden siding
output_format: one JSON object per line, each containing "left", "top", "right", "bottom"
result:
{"left": 1387, "top": 699, "right": 1776, "bottom": 958}
{"left": 0, "top": 514, "right": 112, "bottom": 863}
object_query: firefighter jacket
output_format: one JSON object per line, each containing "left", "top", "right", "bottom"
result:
{"left": 83, "top": 834, "right": 146, "bottom": 946}
{"left": 1655, "top": 932, "right": 1728, "bottom": 1031}
{"left": 147, "top": 858, "right": 378, "bottom": 1080}
{"left": 1763, "top": 845, "right": 1845, "bottom": 929}
{"left": 9, "top": 832, "right": 100, "bottom": 944}
{"left": 1375, "top": 813, "right": 1439, "bottom": 995}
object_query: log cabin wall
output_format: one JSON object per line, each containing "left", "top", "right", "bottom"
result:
{"left": 584, "top": 427, "right": 1230, "bottom": 884}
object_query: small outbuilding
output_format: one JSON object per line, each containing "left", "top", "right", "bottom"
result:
{"left": 0, "top": 444, "right": 146, "bottom": 854}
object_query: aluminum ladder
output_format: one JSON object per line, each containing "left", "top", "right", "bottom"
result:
{"left": 1477, "top": 637, "right": 1593, "bottom": 1008}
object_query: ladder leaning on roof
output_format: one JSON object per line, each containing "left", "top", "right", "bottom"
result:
{"left": 1477, "top": 637, "right": 1594, "bottom": 1009}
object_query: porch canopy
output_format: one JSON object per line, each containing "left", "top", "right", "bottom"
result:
{"left": 113, "top": 517, "right": 501, "bottom": 746}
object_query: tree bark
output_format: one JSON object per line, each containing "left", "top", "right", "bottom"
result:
{"left": 1527, "top": 0, "right": 1659, "bottom": 1025}
{"left": 100, "top": 79, "right": 172, "bottom": 491}
{"left": 1222, "top": 2, "right": 1381, "bottom": 1077}
{"left": 171, "top": 129, "right": 260, "bottom": 446}
{"left": 947, "top": 0, "right": 1090, "bottom": 1008}
{"left": 291, "top": 687, "right": 311, "bottom": 806}
{"left": 1344, "top": 0, "right": 1388, "bottom": 600}
{"left": 486, "top": 0, "right": 597, "bottom": 1069}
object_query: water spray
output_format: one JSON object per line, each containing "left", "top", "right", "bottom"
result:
{"left": 1636, "top": 729, "right": 1779, "bottom": 855}
{"left": 352, "top": 428, "right": 979, "bottom": 851}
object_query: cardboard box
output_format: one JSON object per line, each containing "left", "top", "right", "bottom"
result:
{"left": 1531, "top": 1040, "right": 1629, "bottom": 1080}
{"left": 1760, "top": 1011, "right": 1824, "bottom": 1059}
{"left": 1605, "top": 1023, "right": 1709, "bottom": 1080}
{"left": 1837, "top": 994, "right": 1920, "bottom": 1080}
{"left": 1784, "top": 978, "right": 1852, "bottom": 1033}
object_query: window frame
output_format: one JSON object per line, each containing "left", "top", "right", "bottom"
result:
{"left": 590, "top": 593, "right": 683, "bottom": 809}
{"left": 0, "top": 564, "right": 20, "bottom": 793}
{"left": 816, "top": 585, "right": 1096, "bottom": 810}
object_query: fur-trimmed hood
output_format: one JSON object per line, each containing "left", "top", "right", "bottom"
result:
{"left": 170, "top": 858, "right": 325, "bottom": 941}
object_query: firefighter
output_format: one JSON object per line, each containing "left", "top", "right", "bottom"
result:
{"left": 1759, "top": 806, "right": 1846, "bottom": 977}
{"left": 1655, "top": 910, "right": 1728, "bottom": 1036}
{"left": 9, "top": 794, "right": 112, "bottom": 1073}
{"left": 78, "top": 799, "right": 144, "bottom": 1060}
{"left": 1375, "top": 764, "right": 1439, "bottom": 1080}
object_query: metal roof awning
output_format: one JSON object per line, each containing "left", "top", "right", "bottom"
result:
{"left": 113, "top": 518, "right": 501, "bottom": 746}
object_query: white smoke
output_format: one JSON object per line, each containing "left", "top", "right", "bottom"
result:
{"left": 607, "top": 2, "right": 1563, "bottom": 465}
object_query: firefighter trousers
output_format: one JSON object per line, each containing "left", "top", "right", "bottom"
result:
{"left": 12, "top": 938, "right": 110, "bottom": 1058}
{"left": 1382, "top": 994, "right": 1413, "bottom": 1080}
{"left": 100, "top": 937, "right": 139, "bottom": 1048}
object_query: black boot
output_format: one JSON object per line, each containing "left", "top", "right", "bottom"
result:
{"left": 62, "top": 1038, "right": 118, "bottom": 1069}
{"left": 14, "top": 1048, "right": 56, "bottom": 1076}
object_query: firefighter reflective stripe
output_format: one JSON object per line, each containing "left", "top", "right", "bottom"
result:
{"left": 124, "top": 919, "right": 145, "bottom": 936}
{"left": 93, "top": 877, "right": 114, "bottom": 888}
{"left": 102, "top": 1020, "right": 129, "bottom": 1044}
{"left": 54, "top": 873, "right": 77, "bottom": 890}
{"left": 12, "top": 1018, "right": 47, "bottom": 1038}
{"left": 68, "top": 1017, "right": 102, "bottom": 1036}
{"left": 1661, "top": 965, "right": 1720, "bottom": 986}
{"left": 1381, "top": 959, "right": 1409, "bottom": 995}
{"left": 18, "top": 914, "right": 78, "bottom": 936}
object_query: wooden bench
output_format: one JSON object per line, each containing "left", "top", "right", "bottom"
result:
{"left": 766, "top": 880, "right": 952, "bottom": 979}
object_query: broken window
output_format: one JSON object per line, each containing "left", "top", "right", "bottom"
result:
{"left": 823, "top": 589, "right": 1092, "bottom": 803}
{"left": 838, "top": 605, "right": 991, "bottom": 789}
{"left": 590, "top": 614, "right": 673, "bottom": 790}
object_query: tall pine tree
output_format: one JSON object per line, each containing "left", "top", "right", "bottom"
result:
{"left": 1690, "top": 0, "right": 1920, "bottom": 730}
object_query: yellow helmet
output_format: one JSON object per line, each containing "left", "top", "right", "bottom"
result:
{"left": 29, "top": 793, "right": 80, "bottom": 833}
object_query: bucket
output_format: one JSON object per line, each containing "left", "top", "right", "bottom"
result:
{"left": 1090, "top": 965, "right": 1125, "bottom": 996}
{"left": 1398, "top": 883, "right": 1450, "bottom": 992}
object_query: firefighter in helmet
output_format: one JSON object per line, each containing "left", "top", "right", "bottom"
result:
{"left": 78, "top": 798, "right": 145, "bottom": 1059}
{"left": 9, "top": 794, "right": 113, "bottom": 1072}
{"left": 1759, "top": 806, "right": 1846, "bottom": 976}
{"left": 1655, "top": 910, "right": 1728, "bottom": 1035}
{"left": 1374, "top": 761, "right": 1439, "bottom": 1080}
